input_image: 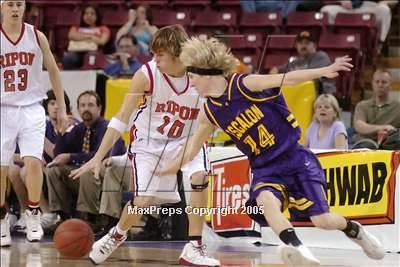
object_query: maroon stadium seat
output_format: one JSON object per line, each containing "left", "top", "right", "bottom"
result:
{"left": 213, "top": 0, "right": 241, "bottom": 14}
{"left": 333, "top": 13, "right": 377, "bottom": 63}
{"left": 239, "top": 12, "right": 283, "bottom": 36}
{"left": 260, "top": 35, "right": 297, "bottom": 73}
{"left": 286, "top": 12, "right": 328, "bottom": 41}
{"left": 192, "top": 10, "right": 237, "bottom": 35}
{"left": 152, "top": 10, "right": 191, "bottom": 28}
{"left": 81, "top": 51, "right": 107, "bottom": 70}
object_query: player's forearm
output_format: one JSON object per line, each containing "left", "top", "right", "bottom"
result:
{"left": 284, "top": 66, "right": 329, "bottom": 85}
{"left": 49, "top": 69, "right": 67, "bottom": 113}
{"left": 93, "top": 128, "right": 123, "bottom": 161}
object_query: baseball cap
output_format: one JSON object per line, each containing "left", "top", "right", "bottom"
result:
{"left": 296, "top": 31, "right": 316, "bottom": 43}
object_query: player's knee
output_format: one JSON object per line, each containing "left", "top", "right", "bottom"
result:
{"left": 310, "top": 214, "right": 336, "bottom": 230}
{"left": 191, "top": 171, "right": 209, "bottom": 192}
{"left": 256, "top": 190, "right": 276, "bottom": 206}
{"left": 132, "top": 196, "right": 155, "bottom": 208}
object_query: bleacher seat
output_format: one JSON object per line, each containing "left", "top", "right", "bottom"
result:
{"left": 213, "top": 0, "right": 241, "bottom": 14}
{"left": 81, "top": 51, "right": 107, "bottom": 70}
{"left": 239, "top": 12, "right": 282, "bottom": 36}
{"left": 333, "top": 13, "right": 377, "bottom": 63}
{"left": 286, "top": 12, "right": 327, "bottom": 41}
{"left": 102, "top": 9, "right": 128, "bottom": 39}
{"left": 260, "top": 35, "right": 297, "bottom": 73}
{"left": 170, "top": 0, "right": 210, "bottom": 17}
{"left": 47, "top": 11, "right": 81, "bottom": 59}
{"left": 152, "top": 10, "right": 191, "bottom": 28}
{"left": 192, "top": 10, "right": 237, "bottom": 35}
{"left": 318, "top": 32, "right": 361, "bottom": 104}
{"left": 225, "top": 34, "right": 262, "bottom": 55}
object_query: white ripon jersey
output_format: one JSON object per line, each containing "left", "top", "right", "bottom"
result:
{"left": 131, "top": 60, "right": 203, "bottom": 141}
{"left": 1, "top": 23, "right": 46, "bottom": 106}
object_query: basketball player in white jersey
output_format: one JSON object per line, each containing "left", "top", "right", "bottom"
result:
{"left": 1, "top": 0, "right": 69, "bottom": 246}
{"left": 71, "top": 25, "right": 220, "bottom": 266}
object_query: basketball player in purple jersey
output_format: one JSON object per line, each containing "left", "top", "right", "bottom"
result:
{"left": 161, "top": 36, "right": 385, "bottom": 266}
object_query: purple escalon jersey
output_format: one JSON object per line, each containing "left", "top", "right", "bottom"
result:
{"left": 204, "top": 73, "right": 301, "bottom": 168}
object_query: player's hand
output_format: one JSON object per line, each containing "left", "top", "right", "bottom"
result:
{"left": 324, "top": 56, "right": 353, "bottom": 79}
{"left": 57, "top": 110, "right": 70, "bottom": 135}
{"left": 69, "top": 156, "right": 102, "bottom": 180}
{"left": 102, "top": 157, "right": 113, "bottom": 167}
{"left": 47, "top": 153, "right": 70, "bottom": 168}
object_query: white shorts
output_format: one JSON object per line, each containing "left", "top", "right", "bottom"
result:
{"left": 129, "top": 137, "right": 209, "bottom": 204}
{"left": 1, "top": 104, "right": 46, "bottom": 166}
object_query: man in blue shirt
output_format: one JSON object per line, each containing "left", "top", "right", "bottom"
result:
{"left": 46, "top": 91, "right": 126, "bottom": 224}
{"left": 104, "top": 34, "right": 142, "bottom": 77}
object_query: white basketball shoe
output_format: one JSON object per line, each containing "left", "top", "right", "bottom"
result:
{"left": 89, "top": 227, "right": 127, "bottom": 265}
{"left": 25, "top": 209, "right": 44, "bottom": 242}
{"left": 279, "top": 244, "right": 320, "bottom": 266}
{"left": 348, "top": 221, "right": 385, "bottom": 260}
{"left": 179, "top": 241, "right": 220, "bottom": 266}
{"left": 0, "top": 213, "right": 11, "bottom": 247}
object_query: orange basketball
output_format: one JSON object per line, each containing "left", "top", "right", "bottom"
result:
{"left": 53, "top": 219, "right": 94, "bottom": 258}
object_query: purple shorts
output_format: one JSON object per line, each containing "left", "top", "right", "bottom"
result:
{"left": 246, "top": 145, "right": 329, "bottom": 226}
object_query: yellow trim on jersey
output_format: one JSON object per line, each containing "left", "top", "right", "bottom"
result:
{"left": 291, "top": 121, "right": 299, "bottom": 128}
{"left": 227, "top": 73, "right": 237, "bottom": 101}
{"left": 209, "top": 98, "right": 223, "bottom": 107}
{"left": 204, "top": 102, "right": 223, "bottom": 129}
{"left": 236, "top": 75, "right": 282, "bottom": 102}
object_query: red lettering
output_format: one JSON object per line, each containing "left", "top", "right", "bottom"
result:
{"left": 27, "top": 52, "right": 35, "bottom": 65}
{"left": 0, "top": 55, "right": 4, "bottom": 68}
{"left": 19, "top": 52, "right": 28, "bottom": 65}
{"left": 10, "top": 53, "right": 18, "bottom": 66}
{"left": 188, "top": 108, "right": 200, "bottom": 120}
{"left": 155, "top": 103, "right": 166, "bottom": 113}
{"left": 179, "top": 106, "right": 190, "bottom": 120}
{"left": 167, "top": 101, "right": 180, "bottom": 115}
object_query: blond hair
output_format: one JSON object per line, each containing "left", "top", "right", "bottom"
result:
{"left": 313, "top": 94, "right": 341, "bottom": 122}
{"left": 150, "top": 24, "right": 188, "bottom": 57}
{"left": 180, "top": 36, "right": 239, "bottom": 76}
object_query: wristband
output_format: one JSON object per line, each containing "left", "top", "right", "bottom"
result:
{"left": 108, "top": 117, "right": 127, "bottom": 133}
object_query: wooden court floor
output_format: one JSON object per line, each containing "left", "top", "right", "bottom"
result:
{"left": 1, "top": 238, "right": 399, "bottom": 267}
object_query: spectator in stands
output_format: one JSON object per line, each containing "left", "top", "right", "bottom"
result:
{"left": 104, "top": 34, "right": 142, "bottom": 77}
{"left": 270, "top": 31, "right": 336, "bottom": 94}
{"left": 240, "top": 0, "right": 302, "bottom": 17}
{"left": 306, "top": 94, "right": 348, "bottom": 149}
{"left": 62, "top": 5, "right": 111, "bottom": 70}
{"left": 320, "top": 0, "right": 396, "bottom": 52}
{"left": 46, "top": 91, "right": 125, "bottom": 228}
{"left": 352, "top": 69, "right": 400, "bottom": 148}
{"left": 25, "top": 2, "right": 42, "bottom": 28}
{"left": 97, "top": 153, "right": 131, "bottom": 235}
{"left": 116, "top": 5, "right": 158, "bottom": 56}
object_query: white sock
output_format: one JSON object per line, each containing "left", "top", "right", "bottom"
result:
{"left": 189, "top": 240, "right": 202, "bottom": 247}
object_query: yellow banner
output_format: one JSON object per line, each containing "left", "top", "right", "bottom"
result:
{"left": 316, "top": 150, "right": 396, "bottom": 224}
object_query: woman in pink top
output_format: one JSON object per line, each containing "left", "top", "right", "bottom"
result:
{"left": 306, "top": 94, "right": 348, "bottom": 149}
{"left": 62, "top": 5, "right": 111, "bottom": 70}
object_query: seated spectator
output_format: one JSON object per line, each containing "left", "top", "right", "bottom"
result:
{"left": 240, "top": 0, "right": 302, "bottom": 17}
{"left": 104, "top": 34, "right": 142, "bottom": 78}
{"left": 116, "top": 5, "right": 158, "bottom": 56}
{"left": 270, "top": 31, "right": 336, "bottom": 94}
{"left": 97, "top": 153, "right": 131, "bottom": 235}
{"left": 306, "top": 94, "right": 348, "bottom": 149}
{"left": 46, "top": 91, "right": 125, "bottom": 229}
{"left": 320, "top": 0, "right": 396, "bottom": 52}
{"left": 352, "top": 69, "right": 400, "bottom": 148}
{"left": 63, "top": 5, "right": 111, "bottom": 70}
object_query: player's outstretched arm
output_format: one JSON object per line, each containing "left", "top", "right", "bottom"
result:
{"left": 70, "top": 70, "right": 149, "bottom": 179}
{"left": 243, "top": 56, "right": 353, "bottom": 92}
{"left": 159, "top": 109, "right": 215, "bottom": 175}
{"left": 37, "top": 30, "right": 69, "bottom": 134}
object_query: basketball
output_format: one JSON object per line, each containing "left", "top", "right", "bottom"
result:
{"left": 53, "top": 219, "right": 94, "bottom": 258}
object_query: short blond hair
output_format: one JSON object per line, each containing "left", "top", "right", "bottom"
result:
{"left": 313, "top": 94, "right": 341, "bottom": 121}
{"left": 180, "top": 36, "right": 239, "bottom": 76}
{"left": 150, "top": 24, "right": 188, "bottom": 57}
